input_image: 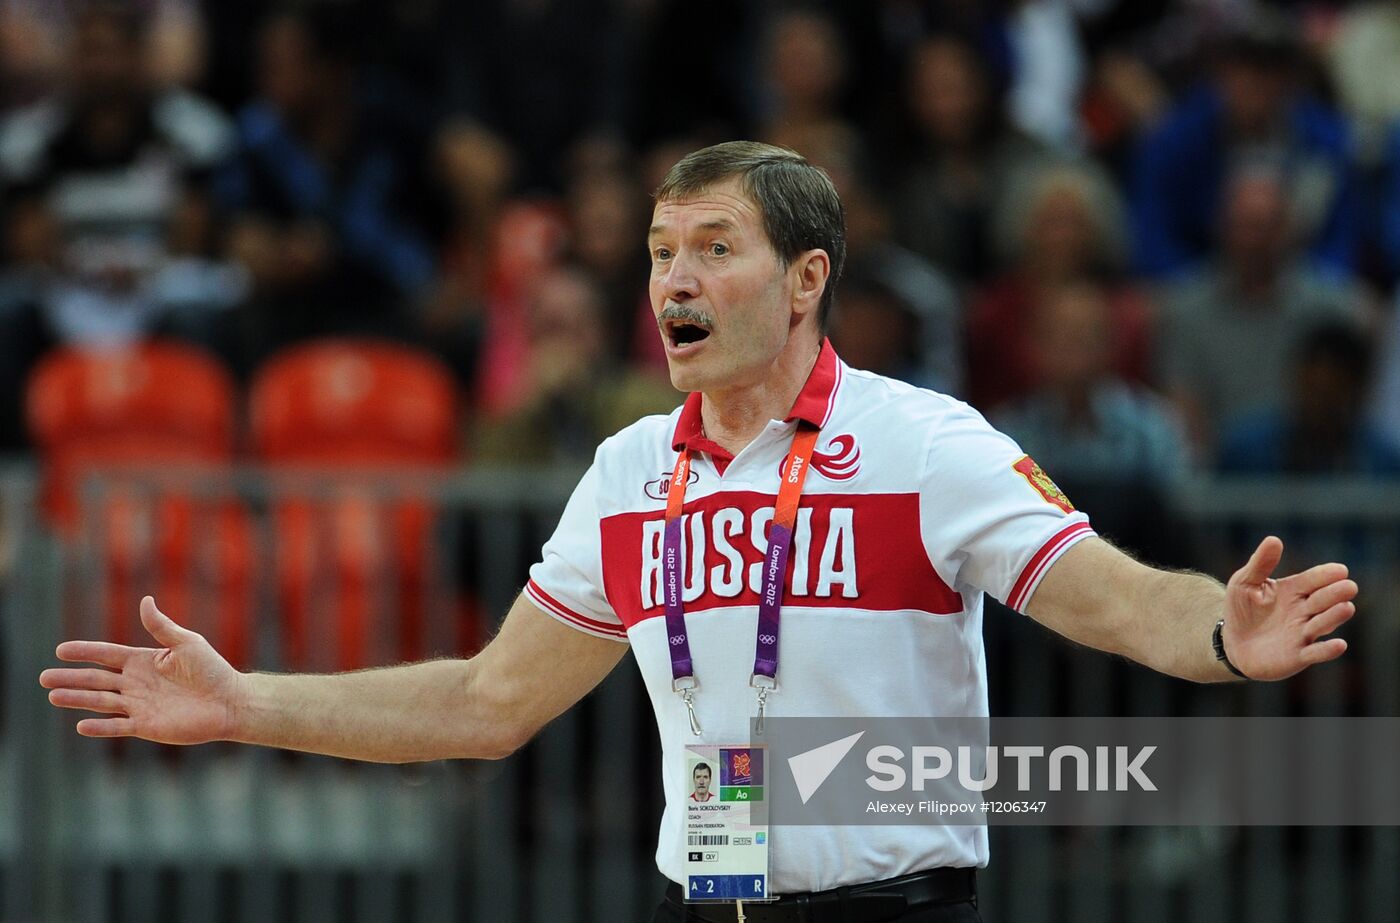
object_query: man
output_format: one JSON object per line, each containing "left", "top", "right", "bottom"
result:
{"left": 0, "top": 2, "right": 234, "bottom": 447}
{"left": 214, "top": 5, "right": 437, "bottom": 366}
{"left": 0, "top": 1, "right": 234, "bottom": 345}
{"left": 1218, "top": 321, "right": 1400, "bottom": 476}
{"left": 691, "top": 763, "right": 715, "bottom": 803}
{"left": 994, "top": 280, "right": 1187, "bottom": 563}
{"left": 1158, "top": 165, "right": 1366, "bottom": 458}
{"left": 41, "top": 142, "right": 1357, "bottom": 923}
{"left": 1130, "top": 14, "right": 1357, "bottom": 278}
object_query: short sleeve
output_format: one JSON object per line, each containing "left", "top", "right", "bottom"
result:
{"left": 918, "top": 404, "right": 1095, "bottom": 613}
{"left": 525, "top": 462, "right": 629, "bottom": 643}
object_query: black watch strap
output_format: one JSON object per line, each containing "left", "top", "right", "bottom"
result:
{"left": 1213, "top": 618, "right": 1248, "bottom": 679}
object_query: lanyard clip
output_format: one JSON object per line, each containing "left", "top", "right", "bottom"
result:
{"left": 673, "top": 676, "right": 702, "bottom": 736}
{"left": 751, "top": 674, "right": 777, "bottom": 735}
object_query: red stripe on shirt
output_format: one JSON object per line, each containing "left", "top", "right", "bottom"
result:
{"left": 525, "top": 580, "right": 628, "bottom": 638}
{"left": 1005, "top": 521, "right": 1094, "bottom": 612}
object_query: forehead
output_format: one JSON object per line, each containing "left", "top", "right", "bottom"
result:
{"left": 649, "top": 177, "right": 764, "bottom": 238}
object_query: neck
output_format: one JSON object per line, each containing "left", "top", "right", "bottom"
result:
{"left": 700, "top": 336, "right": 822, "bottom": 456}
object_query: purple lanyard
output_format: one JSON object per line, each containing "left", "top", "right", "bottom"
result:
{"left": 663, "top": 426, "right": 820, "bottom": 735}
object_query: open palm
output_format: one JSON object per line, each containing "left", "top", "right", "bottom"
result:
{"left": 39, "top": 596, "right": 247, "bottom": 744}
{"left": 1222, "top": 536, "right": 1358, "bottom": 681}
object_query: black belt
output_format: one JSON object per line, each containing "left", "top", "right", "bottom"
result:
{"left": 663, "top": 867, "right": 976, "bottom": 923}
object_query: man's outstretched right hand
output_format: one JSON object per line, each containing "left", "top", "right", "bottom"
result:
{"left": 39, "top": 596, "right": 247, "bottom": 745}
{"left": 38, "top": 590, "right": 627, "bottom": 763}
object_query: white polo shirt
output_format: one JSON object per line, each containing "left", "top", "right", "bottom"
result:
{"left": 525, "top": 340, "right": 1095, "bottom": 893}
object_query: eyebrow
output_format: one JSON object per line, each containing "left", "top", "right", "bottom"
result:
{"left": 647, "top": 219, "right": 739, "bottom": 241}
{"left": 696, "top": 220, "right": 737, "bottom": 234}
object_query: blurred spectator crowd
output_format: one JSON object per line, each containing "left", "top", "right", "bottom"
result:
{"left": 4, "top": 0, "right": 1400, "bottom": 508}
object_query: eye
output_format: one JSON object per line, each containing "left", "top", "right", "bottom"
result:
{"left": 653, "top": 247, "right": 672, "bottom": 262}
{"left": 710, "top": 243, "right": 729, "bottom": 257}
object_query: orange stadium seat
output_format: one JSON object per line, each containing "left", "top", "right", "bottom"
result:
{"left": 248, "top": 339, "right": 460, "bottom": 672}
{"left": 26, "top": 341, "right": 255, "bottom": 668}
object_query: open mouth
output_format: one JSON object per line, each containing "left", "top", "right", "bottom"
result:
{"left": 665, "top": 319, "right": 712, "bottom": 348}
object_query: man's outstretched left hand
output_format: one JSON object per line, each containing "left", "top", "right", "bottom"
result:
{"left": 1221, "top": 536, "right": 1358, "bottom": 681}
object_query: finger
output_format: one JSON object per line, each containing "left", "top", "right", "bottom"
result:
{"left": 1303, "top": 578, "right": 1358, "bottom": 614}
{"left": 139, "top": 596, "right": 194, "bottom": 648}
{"left": 1234, "top": 536, "right": 1283, "bottom": 586}
{"left": 47, "top": 689, "right": 127, "bottom": 714}
{"left": 39, "top": 667, "right": 123, "bottom": 692}
{"left": 76, "top": 717, "right": 135, "bottom": 737}
{"left": 1306, "top": 601, "right": 1357, "bottom": 642}
{"left": 1299, "top": 637, "right": 1347, "bottom": 666}
{"left": 56, "top": 640, "right": 139, "bottom": 669}
{"left": 1284, "top": 562, "right": 1350, "bottom": 597}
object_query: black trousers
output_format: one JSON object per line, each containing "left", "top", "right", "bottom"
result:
{"left": 650, "top": 873, "right": 982, "bottom": 923}
{"left": 649, "top": 898, "right": 983, "bottom": 923}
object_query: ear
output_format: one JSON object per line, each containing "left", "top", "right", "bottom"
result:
{"left": 790, "top": 249, "right": 831, "bottom": 322}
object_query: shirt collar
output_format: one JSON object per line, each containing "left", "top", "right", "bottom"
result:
{"left": 671, "top": 338, "right": 843, "bottom": 453}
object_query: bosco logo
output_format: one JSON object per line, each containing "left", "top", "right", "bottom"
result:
{"left": 645, "top": 468, "right": 701, "bottom": 500}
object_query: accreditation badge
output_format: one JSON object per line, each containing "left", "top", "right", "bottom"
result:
{"left": 682, "top": 744, "right": 771, "bottom": 902}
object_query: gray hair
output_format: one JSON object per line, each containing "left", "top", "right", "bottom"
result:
{"left": 992, "top": 159, "right": 1128, "bottom": 271}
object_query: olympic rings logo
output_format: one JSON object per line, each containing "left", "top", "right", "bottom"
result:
{"left": 758, "top": 634, "right": 776, "bottom": 645}
{"left": 669, "top": 635, "right": 686, "bottom": 646}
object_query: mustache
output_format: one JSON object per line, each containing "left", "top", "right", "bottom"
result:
{"left": 658, "top": 304, "right": 715, "bottom": 328}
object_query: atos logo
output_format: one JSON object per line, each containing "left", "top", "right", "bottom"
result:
{"left": 776, "top": 434, "right": 862, "bottom": 481}
{"left": 645, "top": 468, "right": 701, "bottom": 500}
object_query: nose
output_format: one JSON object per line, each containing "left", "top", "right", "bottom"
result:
{"left": 659, "top": 249, "right": 701, "bottom": 303}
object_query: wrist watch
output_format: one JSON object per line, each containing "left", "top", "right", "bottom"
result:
{"left": 1212, "top": 618, "right": 1248, "bottom": 679}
